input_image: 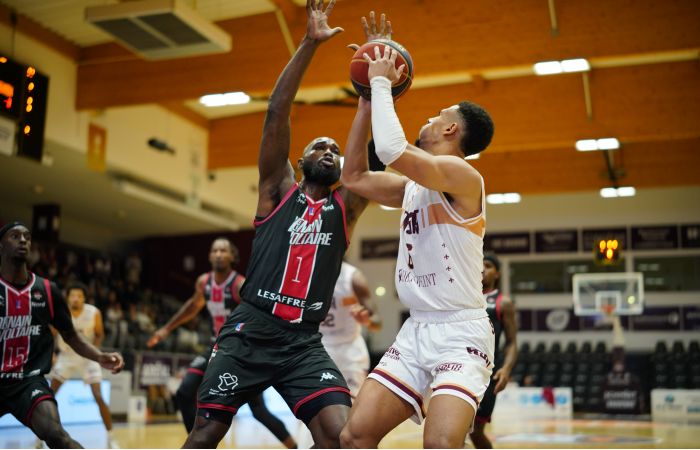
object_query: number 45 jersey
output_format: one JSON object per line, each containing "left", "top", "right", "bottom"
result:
{"left": 240, "top": 184, "right": 348, "bottom": 329}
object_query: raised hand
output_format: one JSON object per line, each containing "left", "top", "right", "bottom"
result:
{"left": 362, "top": 11, "right": 392, "bottom": 41}
{"left": 305, "top": 0, "right": 344, "bottom": 43}
{"left": 363, "top": 45, "right": 406, "bottom": 84}
{"left": 349, "top": 11, "right": 393, "bottom": 51}
{"left": 349, "top": 304, "right": 371, "bottom": 326}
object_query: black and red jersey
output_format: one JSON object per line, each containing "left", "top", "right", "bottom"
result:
{"left": 484, "top": 289, "right": 504, "bottom": 357}
{"left": 201, "top": 270, "right": 244, "bottom": 336}
{"left": 0, "top": 272, "right": 73, "bottom": 381}
{"left": 240, "top": 184, "right": 348, "bottom": 329}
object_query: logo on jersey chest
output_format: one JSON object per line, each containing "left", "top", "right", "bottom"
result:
{"left": 0, "top": 315, "right": 41, "bottom": 341}
{"left": 288, "top": 216, "right": 333, "bottom": 246}
{"left": 403, "top": 209, "right": 420, "bottom": 235}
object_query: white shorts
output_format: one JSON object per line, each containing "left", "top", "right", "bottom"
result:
{"left": 323, "top": 334, "right": 370, "bottom": 397}
{"left": 50, "top": 355, "right": 103, "bottom": 385}
{"left": 368, "top": 309, "right": 494, "bottom": 424}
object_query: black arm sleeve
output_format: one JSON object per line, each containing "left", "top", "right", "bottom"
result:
{"left": 367, "top": 139, "right": 386, "bottom": 172}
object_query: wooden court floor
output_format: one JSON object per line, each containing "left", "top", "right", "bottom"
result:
{"left": 1, "top": 414, "right": 699, "bottom": 448}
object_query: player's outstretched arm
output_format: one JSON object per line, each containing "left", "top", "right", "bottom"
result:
{"left": 365, "top": 47, "right": 482, "bottom": 198}
{"left": 147, "top": 274, "right": 207, "bottom": 348}
{"left": 60, "top": 327, "right": 124, "bottom": 373}
{"left": 49, "top": 282, "right": 124, "bottom": 373}
{"left": 93, "top": 309, "right": 105, "bottom": 347}
{"left": 257, "top": 0, "right": 343, "bottom": 218}
{"left": 340, "top": 98, "right": 407, "bottom": 208}
{"left": 493, "top": 298, "right": 518, "bottom": 393}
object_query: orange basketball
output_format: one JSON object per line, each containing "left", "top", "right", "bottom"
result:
{"left": 349, "top": 39, "right": 413, "bottom": 100}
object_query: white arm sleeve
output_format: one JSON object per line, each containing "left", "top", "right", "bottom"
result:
{"left": 370, "top": 76, "right": 408, "bottom": 166}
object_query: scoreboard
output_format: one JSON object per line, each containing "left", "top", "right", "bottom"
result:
{"left": 0, "top": 55, "right": 49, "bottom": 161}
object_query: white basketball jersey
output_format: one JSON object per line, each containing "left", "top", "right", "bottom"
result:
{"left": 320, "top": 262, "right": 361, "bottom": 345}
{"left": 395, "top": 179, "right": 486, "bottom": 312}
{"left": 57, "top": 304, "right": 98, "bottom": 357}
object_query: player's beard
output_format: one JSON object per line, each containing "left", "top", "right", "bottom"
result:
{"left": 302, "top": 159, "right": 340, "bottom": 186}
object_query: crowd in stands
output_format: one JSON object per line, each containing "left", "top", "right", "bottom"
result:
{"left": 28, "top": 242, "right": 209, "bottom": 355}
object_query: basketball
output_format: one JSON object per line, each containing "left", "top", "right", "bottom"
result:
{"left": 350, "top": 38, "right": 414, "bottom": 100}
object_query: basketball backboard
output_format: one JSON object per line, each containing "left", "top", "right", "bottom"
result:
{"left": 572, "top": 272, "right": 644, "bottom": 316}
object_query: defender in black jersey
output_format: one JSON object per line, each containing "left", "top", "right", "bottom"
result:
{"left": 469, "top": 253, "right": 518, "bottom": 449}
{"left": 147, "top": 238, "right": 296, "bottom": 448}
{"left": 183, "top": 3, "right": 371, "bottom": 448}
{"left": 0, "top": 222, "right": 124, "bottom": 448}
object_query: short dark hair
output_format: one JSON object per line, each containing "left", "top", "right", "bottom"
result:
{"left": 484, "top": 252, "right": 501, "bottom": 272}
{"left": 213, "top": 237, "right": 239, "bottom": 265}
{"left": 457, "top": 101, "right": 494, "bottom": 157}
{"left": 66, "top": 282, "right": 89, "bottom": 299}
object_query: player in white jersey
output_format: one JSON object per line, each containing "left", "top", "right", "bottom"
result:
{"left": 47, "top": 282, "right": 117, "bottom": 448}
{"left": 297, "top": 262, "right": 381, "bottom": 448}
{"left": 320, "top": 262, "right": 380, "bottom": 396}
{"left": 339, "top": 12, "right": 496, "bottom": 448}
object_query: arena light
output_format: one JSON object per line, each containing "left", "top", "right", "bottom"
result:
{"left": 576, "top": 137, "right": 620, "bottom": 151}
{"left": 379, "top": 205, "right": 400, "bottom": 211}
{"left": 600, "top": 186, "right": 636, "bottom": 198}
{"left": 487, "top": 192, "right": 521, "bottom": 204}
{"left": 561, "top": 58, "right": 590, "bottom": 73}
{"left": 199, "top": 91, "right": 250, "bottom": 107}
{"left": 617, "top": 186, "right": 636, "bottom": 197}
{"left": 533, "top": 61, "right": 562, "bottom": 75}
{"left": 597, "top": 138, "right": 620, "bottom": 150}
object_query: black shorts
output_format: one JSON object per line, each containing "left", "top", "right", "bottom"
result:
{"left": 475, "top": 370, "right": 498, "bottom": 423}
{"left": 197, "top": 302, "right": 351, "bottom": 425}
{"left": 0, "top": 376, "right": 56, "bottom": 426}
{"left": 186, "top": 345, "right": 213, "bottom": 377}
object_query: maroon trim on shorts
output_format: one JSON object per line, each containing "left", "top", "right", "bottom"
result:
{"left": 292, "top": 387, "right": 351, "bottom": 416}
{"left": 197, "top": 402, "right": 238, "bottom": 414}
{"left": 25, "top": 394, "right": 54, "bottom": 425}
{"left": 433, "top": 384, "right": 480, "bottom": 406}
{"left": 187, "top": 368, "right": 205, "bottom": 376}
{"left": 371, "top": 368, "right": 425, "bottom": 414}
{"left": 43, "top": 279, "right": 54, "bottom": 320}
{"left": 475, "top": 414, "right": 492, "bottom": 424}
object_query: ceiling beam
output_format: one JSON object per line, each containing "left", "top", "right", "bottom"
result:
{"left": 470, "top": 138, "right": 700, "bottom": 195}
{"left": 75, "top": 0, "right": 700, "bottom": 110}
{"left": 0, "top": 3, "right": 80, "bottom": 61}
{"left": 159, "top": 102, "right": 209, "bottom": 130}
{"left": 207, "top": 60, "right": 700, "bottom": 169}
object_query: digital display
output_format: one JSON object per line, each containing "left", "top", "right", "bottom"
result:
{"left": 0, "top": 55, "right": 49, "bottom": 161}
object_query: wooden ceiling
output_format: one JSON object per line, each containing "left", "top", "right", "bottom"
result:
{"left": 4, "top": 0, "right": 700, "bottom": 195}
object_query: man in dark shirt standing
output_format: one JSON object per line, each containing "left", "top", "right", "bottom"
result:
{"left": 0, "top": 222, "right": 124, "bottom": 448}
